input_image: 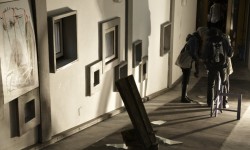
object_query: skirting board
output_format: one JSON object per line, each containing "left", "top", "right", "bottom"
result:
{"left": 28, "top": 107, "right": 126, "bottom": 150}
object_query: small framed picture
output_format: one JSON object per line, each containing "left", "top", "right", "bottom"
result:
{"left": 114, "top": 61, "right": 128, "bottom": 91}
{"left": 86, "top": 61, "right": 103, "bottom": 96}
{"left": 132, "top": 40, "right": 142, "bottom": 68}
{"left": 139, "top": 56, "right": 148, "bottom": 82}
{"left": 160, "top": 22, "right": 171, "bottom": 56}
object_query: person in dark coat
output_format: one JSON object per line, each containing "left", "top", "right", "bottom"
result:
{"left": 176, "top": 32, "right": 201, "bottom": 103}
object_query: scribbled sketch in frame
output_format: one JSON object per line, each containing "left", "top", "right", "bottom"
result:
{"left": 0, "top": 0, "right": 39, "bottom": 104}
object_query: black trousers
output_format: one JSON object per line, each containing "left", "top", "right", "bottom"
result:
{"left": 207, "top": 68, "right": 227, "bottom": 105}
{"left": 181, "top": 68, "right": 191, "bottom": 100}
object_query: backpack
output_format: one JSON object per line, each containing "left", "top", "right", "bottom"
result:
{"left": 205, "top": 35, "right": 228, "bottom": 68}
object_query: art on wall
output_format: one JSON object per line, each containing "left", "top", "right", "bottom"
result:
{"left": 48, "top": 9, "right": 78, "bottom": 73}
{"left": 114, "top": 61, "right": 128, "bottom": 91}
{"left": 86, "top": 60, "right": 103, "bottom": 96}
{"left": 132, "top": 40, "right": 142, "bottom": 68}
{"left": 9, "top": 88, "right": 40, "bottom": 137}
{"left": 0, "top": 0, "right": 39, "bottom": 104}
{"left": 99, "top": 17, "right": 120, "bottom": 73}
{"left": 139, "top": 56, "right": 148, "bottom": 82}
{"left": 160, "top": 22, "right": 171, "bottom": 56}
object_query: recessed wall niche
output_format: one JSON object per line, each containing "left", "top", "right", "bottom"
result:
{"left": 114, "top": 61, "right": 128, "bottom": 91}
{"left": 160, "top": 22, "right": 171, "bottom": 56}
{"left": 133, "top": 40, "right": 142, "bottom": 68}
{"left": 99, "top": 17, "right": 120, "bottom": 73}
{"left": 9, "top": 88, "right": 40, "bottom": 137}
{"left": 139, "top": 56, "right": 148, "bottom": 82}
{"left": 86, "top": 61, "right": 103, "bottom": 96}
{"left": 48, "top": 9, "right": 78, "bottom": 73}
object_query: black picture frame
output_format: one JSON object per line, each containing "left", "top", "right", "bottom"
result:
{"left": 48, "top": 9, "right": 78, "bottom": 73}
{"left": 160, "top": 22, "right": 171, "bottom": 56}
{"left": 132, "top": 40, "right": 142, "bottom": 68}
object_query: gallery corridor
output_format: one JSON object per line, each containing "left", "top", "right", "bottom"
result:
{"left": 38, "top": 59, "right": 250, "bottom": 150}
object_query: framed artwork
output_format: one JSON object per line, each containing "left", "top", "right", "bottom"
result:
{"left": 86, "top": 61, "right": 103, "bottom": 96}
{"left": 9, "top": 88, "right": 40, "bottom": 137}
{"left": 139, "top": 56, "right": 148, "bottom": 82}
{"left": 114, "top": 61, "right": 128, "bottom": 91}
{"left": 115, "top": 75, "right": 158, "bottom": 149}
{"left": 99, "top": 17, "right": 120, "bottom": 73}
{"left": 160, "top": 22, "right": 171, "bottom": 56}
{"left": 0, "top": 0, "right": 39, "bottom": 104}
{"left": 132, "top": 40, "right": 142, "bottom": 68}
{"left": 48, "top": 9, "right": 78, "bottom": 73}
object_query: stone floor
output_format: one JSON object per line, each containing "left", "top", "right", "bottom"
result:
{"left": 42, "top": 59, "right": 250, "bottom": 150}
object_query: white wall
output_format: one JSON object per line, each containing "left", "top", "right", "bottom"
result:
{"left": 171, "top": 0, "right": 198, "bottom": 83}
{"left": 46, "top": 0, "right": 126, "bottom": 135}
{"left": 147, "top": 0, "right": 171, "bottom": 95}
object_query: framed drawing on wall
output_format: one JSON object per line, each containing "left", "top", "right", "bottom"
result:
{"left": 160, "top": 22, "right": 171, "bottom": 56}
{"left": 0, "top": 0, "right": 39, "bottom": 104}
{"left": 99, "top": 17, "right": 120, "bottom": 73}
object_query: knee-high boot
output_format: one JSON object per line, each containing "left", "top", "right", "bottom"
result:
{"left": 181, "top": 84, "right": 190, "bottom": 103}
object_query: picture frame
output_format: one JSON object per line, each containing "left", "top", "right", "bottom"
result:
{"left": 48, "top": 9, "right": 78, "bottom": 73}
{"left": 0, "top": 0, "right": 39, "bottom": 104}
{"left": 139, "top": 56, "right": 148, "bottom": 82}
{"left": 99, "top": 17, "right": 120, "bottom": 73}
{"left": 132, "top": 40, "right": 142, "bottom": 68}
{"left": 114, "top": 61, "right": 128, "bottom": 91}
{"left": 9, "top": 88, "right": 40, "bottom": 137}
{"left": 86, "top": 61, "right": 103, "bottom": 96}
{"left": 160, "top": 22, "right": 171, "bottom": 56}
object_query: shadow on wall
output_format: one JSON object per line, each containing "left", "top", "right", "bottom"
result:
{"left": 94, "top": 0, "right": 152, "bottom": 115}
{"left": 95, "top": 0, "right": 125, "bottom": 115}
{"left": 134, "top": 0, "right": 151, "bottom": 98}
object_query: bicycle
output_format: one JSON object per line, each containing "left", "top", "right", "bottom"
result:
{"left": 210, "top": 72, "right": 242, "bottom": 120}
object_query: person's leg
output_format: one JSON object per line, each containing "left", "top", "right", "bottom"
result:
{"left": 181, "top": 68, "right": 191, "bottom": 103}
{"left": 220, "top": 68, "right": 229, "bottom": 108}
{"left": 207, "top": 69, "right": 217, "bottom": 107}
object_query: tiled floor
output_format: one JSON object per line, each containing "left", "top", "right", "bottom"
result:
{"left": 42, "top": 59, "right": 250, "bottom": 150}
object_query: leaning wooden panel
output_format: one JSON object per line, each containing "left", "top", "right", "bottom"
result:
{"left": 115, "top": 75, "right": 158, "bottom": 149}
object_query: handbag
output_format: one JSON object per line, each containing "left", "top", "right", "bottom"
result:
{"left": 175, "top": 45, "right": 193, "bottom": 68}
